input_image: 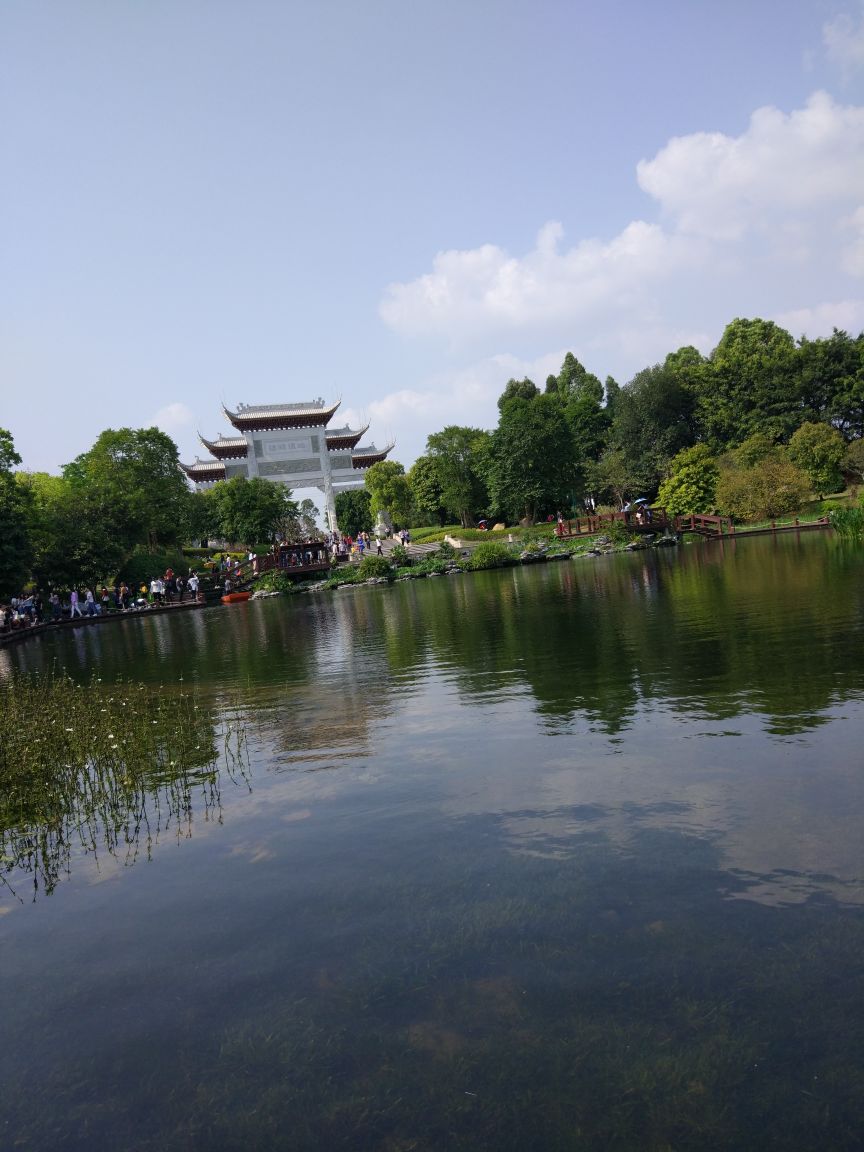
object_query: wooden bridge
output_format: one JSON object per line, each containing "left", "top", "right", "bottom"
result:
{"left": 673, "top": 513, "right": 733, "bottom": 537}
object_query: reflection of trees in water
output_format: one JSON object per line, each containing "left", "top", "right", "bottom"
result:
{"left": 406, "top": 536, "right": 864, "bottom": 734}
{"left": 0, "top": 673, "right": 248, "bottom": 901}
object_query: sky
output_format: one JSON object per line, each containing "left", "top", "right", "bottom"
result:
{"left": 3, "top": 0, "right": 864, "bottom": 496}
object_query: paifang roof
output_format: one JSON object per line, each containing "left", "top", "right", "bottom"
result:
{"left": 223, "top": 399, "right": 341, "bottom": 430}
{"left": 351, "top": 441, "right": 394, "bottom": 468}
{"left": 198, "top": 434, "right": 248, "bottom": 458}
{"left": 180, "top": 459, "right": 227, "bottom": 479}
{"left": 325, "top": 423, "right": 369, "bottom": 448}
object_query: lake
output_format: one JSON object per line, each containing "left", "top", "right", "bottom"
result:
{"left": 2, "top": 532, "right": 863, "bottom": 1151}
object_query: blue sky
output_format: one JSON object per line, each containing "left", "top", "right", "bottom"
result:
{"left": 3, "top": 0, "right": 864, "bottom": 490}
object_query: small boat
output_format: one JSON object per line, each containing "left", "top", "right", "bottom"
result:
{"left": 221, "top": 591, "right": 251, "bottom": 604}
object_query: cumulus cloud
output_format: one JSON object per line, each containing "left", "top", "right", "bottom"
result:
{"left": 380, "top": 220, "right": 698, "bottom": 342}
{"left": 636, "top": 91, "right": 864, "bottom": 241}
{"left": 823, "top": 7, "right": 864, "bottom": 77}
{"left": 843, "top": 205, "right": 864, "bottom": 276}
{"left": 379, "top": 91, "right": 864, "bottom": 371}
{"left": 772, "top": 298, "right": 864, "bottom": 337}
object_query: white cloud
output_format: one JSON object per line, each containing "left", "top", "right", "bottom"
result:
{"left": 843, "top": 205, "right": 864, "bottom": 276}
{"left": 379, "top": 91, "right": 864, "bottom": 381}
{"left": 823, "top": 7, "right": 864, "bottom": 77}
{"left": 150, "top": 401, "right": 195, "bottom": 436}
{"left": 380, "top": 220, "right": 701, "bottom": 342}
{"left": 636, "top": 91, "right": 864, "bottom": 241}
{"left": 772, "top": 298, "right": 864, "bottom": 337}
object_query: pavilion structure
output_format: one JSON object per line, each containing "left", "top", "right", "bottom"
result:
{"left": 180, "top": 399, "right": 393, "bottom": 532}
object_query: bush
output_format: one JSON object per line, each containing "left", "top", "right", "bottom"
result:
{"left": 117, "top": 548, "right": 189, "bottom": 587}
{"left": 461, "top": 542, "right": 516, "bottom": 571}
{"left": 389, "top": 544, "right": 409, "bottom": 566}
{"left": 357, "top": 555, "right": 394, "bottom": 581}
{"left": 716, "top": 449, "right": 809, "bottom": 521}
{"left": 253, "top": 571, "right": 316, "bottom": 594}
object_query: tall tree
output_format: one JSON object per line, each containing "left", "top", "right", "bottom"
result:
{"left": 699, "top": 318, "right": 800, "bottom": 447}
{"left": 365, "top": 460, "right": 413, "bottom": 526}
{"left": 63, "top": 427, "right": 191, "bottom": 554}
{"left": 407, "top": 456, "right": 447, "bottom": 526}
{"left": 610, "top": 363, "right": 696, "bottom": 490}
{"left": 798, "top": 329, "right": 864, "bottom": 439}
{"left": 425, "top": 426, "right": 490, "bottom": 528}
{"left": 0, "top": 430, "right": 33, "bottom": 597}
{"left": 208, "top": 476, "right": 296, "bottom": 546}
{"left": 553, "top": 352, "right": 604, "bottom": 404}
{"left": 335, "top": 488, "right": 373, "bottom": 537}
{"left": 487, "top": 394, "right": 575, "bottom": 523}
{"left": 498, "top": 377, "right": 539, "bottom": 412}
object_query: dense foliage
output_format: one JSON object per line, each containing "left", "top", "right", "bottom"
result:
{"left": 4, "top": 316, "right": 864, "bottom": 597}
{"left": 391, "top": 319, "right": 864, "bottom": 526}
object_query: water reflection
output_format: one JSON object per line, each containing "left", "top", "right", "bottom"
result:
{"left": 0, "top": 679, "right": 249, "bottom": 902}
{"left": 2, "top": 535, "right": 864, "bottom": 1148}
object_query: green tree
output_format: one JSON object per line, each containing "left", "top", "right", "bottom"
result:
{"left": 843, "top": 438, "right": 864, "bottom": 485}
{"left": 487, "top": 394, "right": 575, "bottom": 523}
{"left": 63, "top": 427, "right": 191, "bottom": 554}
{"left": 425, "top": 426, "right": 490, "bottom": 528}
{"left": 798, "top": 329, "right": 864, "bottom": 438}
{"left": 365, "top": 460, "right": 413, "bottom": 526}
{"left": 182, "top": 488, "right": 220, "bottom": 545}
{"left": 209, "top": 476, "right": 296, "bottom": 546}
{"left": 788, "top": 422, "right": 846, "bottom": 497}
{"left": 553, "top": 351, "right": 604, "bottom": 404}
{"left": 610, "top": 363, "right": 696, "bottom": 489}
{"left": 588, "top": 448, "right": 647, "bottom": 510}
{"left": 407, "top": 456, "right": 447, "bottom": 526}
{"left": 657, "top": 445, "right": 720, "bottom": 515}
{"left": 497, "top": 377, "right": 539, "bottom": 412}
{"left": 335, "top": 488, "right": 373, "bottom": 537}
{"left": 699, "top": 318, "right": 800, "bottom": 447}
{"left": 0, "top": 430, "right": 33, "bottom": 597}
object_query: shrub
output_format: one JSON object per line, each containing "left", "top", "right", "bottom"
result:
{"left": 357, "top": 555, "right": 394, "bottom": 581}
{"left": 253, "top": 571, "right": 311, "bottom": 594}
{"left": 657, "top": 444, "right": 719, "bottom": 515}
{"left": 117, "top": 548, "right": 189, "bottom": 587}
{"left": 461, "top": 542, "right": 516, "bottom": 571}
{"left": 716, "top": 449, "right": 809, "bottom": 521}
{"left": 389, "top": 544, "right": 410, "bottom": 567}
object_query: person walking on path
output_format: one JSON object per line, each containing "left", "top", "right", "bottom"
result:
{"left": 69, "top": 589, "right": 83, "bottom": 618}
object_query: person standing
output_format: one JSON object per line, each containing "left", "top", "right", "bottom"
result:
{"left": 69, "top": 589, "right": 83, "bottom": 618}
{"left": 187, "top": 572, "right": 200, "bottom": 601}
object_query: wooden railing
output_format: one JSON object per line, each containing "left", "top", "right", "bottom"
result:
{"left": 559, "top": 508, "right": 672, "bottom": 536}
{"left": 673, "top": 513, "right": 733, "bottom": 536}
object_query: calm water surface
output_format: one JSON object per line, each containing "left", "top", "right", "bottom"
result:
{"left": 2, "top": 533, "right": 864, "bottom": 1150}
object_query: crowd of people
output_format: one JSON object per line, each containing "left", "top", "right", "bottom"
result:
{"left": 1, "top": 568, "right": 203, "bottom": 636}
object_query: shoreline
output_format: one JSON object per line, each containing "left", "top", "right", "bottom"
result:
{"left": 1, "top": 519, "right": 835, "bottom": 652}
{"left": 0, "top": 599, "right": 205, "bottom": 650}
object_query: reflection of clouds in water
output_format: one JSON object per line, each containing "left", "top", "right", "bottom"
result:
{"left": 434, "top": 700, "right": 864, "bottom": 908}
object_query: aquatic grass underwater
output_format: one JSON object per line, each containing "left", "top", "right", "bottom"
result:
{"left": 0, "top": 669, "right": 247, "bottom": 899}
